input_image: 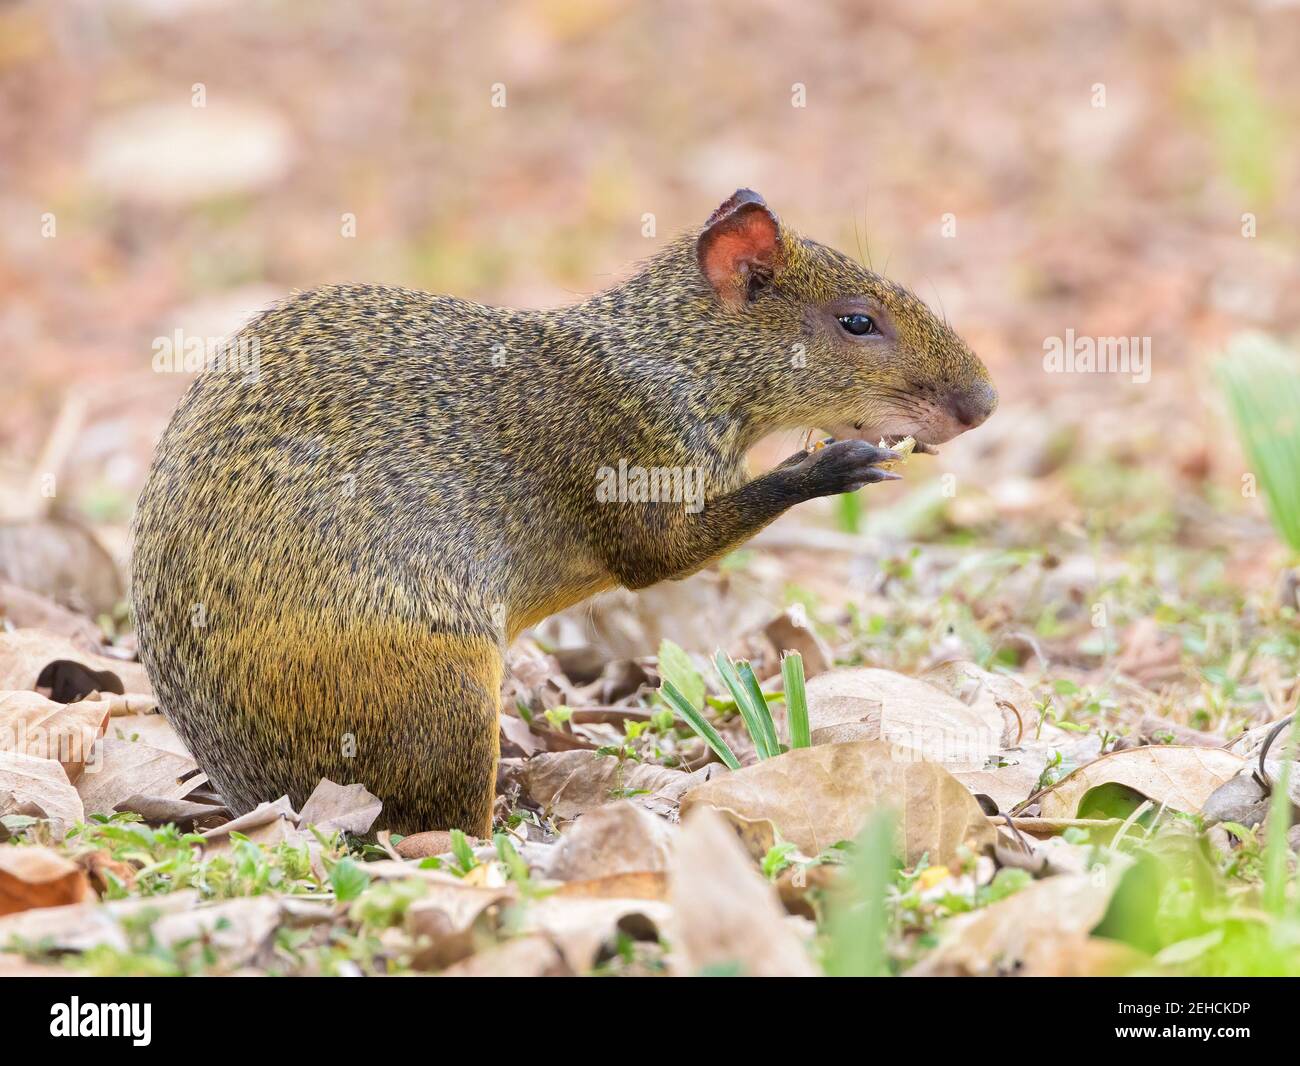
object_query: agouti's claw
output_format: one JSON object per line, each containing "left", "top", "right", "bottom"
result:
{"left": 870, "top": 469, "right": 903, "bottom": 482}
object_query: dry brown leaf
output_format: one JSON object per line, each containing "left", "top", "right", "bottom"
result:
{"left": 104, "top": 710, "right": 188, "bottom": 756}
{"left": 1116, "top": 618, "right": 1184, "bottom": 687}
{"left": 954, "top": 743, "right": 1051, "bottom": 813}
{"left": 577, "top": 658, "right": 651, "bottom": 705}
{"left": 76, "top": 737, "right": 205, "bottom": 817}
{"left": 552, "top": 871, "right": 669, "bottom": 901}
{"left": 1201, "top": 774, "right": 1270, "bottom": 827}
{"left": 541, "top": 800, "right": 675, "bottom": 881}
{"left": 103, "top": 694, "right": 158, "bottom": 715}
{"left": 761, "top": 612, "right": 832, "bottom": 677}
{"left": 681, "top": 740, "right": 996, "bottom": 863}
{"left": 1037, "top": 745, "right": 1246, "bottom": 818}
{"left": 0, "top": 891, "right": 199, "bottom": 954}
{"left": 114, "top": 794, "right": 229, "bottom": 829}
{"left": 0, "top": 690, "right": 111, "bottom": 780}
{"left": 0, "top": 582, "right": 102, "bottom": 651}
{"left": 403, "top": 878, "right": 514, "bottom": 925}
{"left": 499, "top": 713, "right": 541, "bottom": 757}
{"left": 200, "top": 796, "right": 299, "bottom": 852}
{"left": 403, "top": 877, "right": 517, "bottom": 969}
{"left": 149, "top": 896, "right": 291, "bottom": 968}
{"left": 1020, "top": 933, "right": 1148, "bottom": 977}
{"left": 803, "top": 668, "right": 999, "bottom": 770}
{"left": 684, "top": 804, "right": 785, "bottom": 859}
{"left": 296, "top": 779, "right": 382, "bottom": 835}
{"left": 77, "top": 848, "right": 137, "bottom": 896}
{"left": 0, "top": 844, "right": 91, "bottom": 916}
{"left": 0, "top": 955, "right": 71, "bottom": 976}
{"left": 775, "top": 863, "right": 840, "bottom": 919}
{"left": 439, "top": 935, "right": 571, "bottom": 977}
{"left": 520, "top": 750, "right": 718, "bottom": 819}
{"left": 806, "top": 722, "right": 875, "bottom": 746}
{"left": 908, "top": 871, "right": 1122, "bottom": 976}
{"left": 0, "top": 520, "right": 122, "bottom": 619}
{"left": 920, "top": 660, "right": 1040, "bottom": 746}
{"left": 668, "top": 808, "right": 816, "bottom": 977}
{"left": 0, "top": 750, "right": 84, "bottom": 829}
{"left": 0, "top": 629, "right": 150, "bottom": 699}
{"left": 1139, "top": 715, "right": 1225, "bottom": 748}
{"left": 517, "top": 894, "right": 672, "bottom": 972}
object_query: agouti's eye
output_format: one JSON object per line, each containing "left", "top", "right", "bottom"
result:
{"left": 838, "top": 313, "right": 878, "bottom": 336}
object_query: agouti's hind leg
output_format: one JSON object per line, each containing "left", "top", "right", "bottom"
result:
{"left": 360, "top": 634, "right": 503, "bottom": 837}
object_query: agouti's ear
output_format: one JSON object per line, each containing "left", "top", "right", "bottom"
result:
{"left": 697, "top": 189, "right": 786, "bottom": 309}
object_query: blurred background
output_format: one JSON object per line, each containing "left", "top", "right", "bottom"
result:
{"left": 0, "top": 0, "right": 1298, "bottom": 658}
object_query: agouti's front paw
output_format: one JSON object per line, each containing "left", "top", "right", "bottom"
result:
{"left": 794, "top": 439, "right": 902, "bottom": 497}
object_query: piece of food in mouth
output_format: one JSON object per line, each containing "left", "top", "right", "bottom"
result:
{"left": 875, "top": 434, "right": 916, "bottom": 470}
{"left": 799, "top": 430, "right": 926, "bottom": 465}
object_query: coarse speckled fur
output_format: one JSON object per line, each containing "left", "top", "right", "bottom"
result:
{"left": 131, "top": 191, "right": 995, "bottom": 835}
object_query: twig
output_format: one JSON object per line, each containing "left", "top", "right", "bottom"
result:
{"left": 1255, "top": 714, "right": 1295, "bottom": 794}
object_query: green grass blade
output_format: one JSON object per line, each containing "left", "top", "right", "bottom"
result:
{"left": 834, "top": 490, "right": 863, "bottom": 533}
{"left": 661, "top": 680, "right": 740, "bottom": 770}
{"left": 736, "top": 659, "right": 781, "bottom": 757}
{"left": 1217, "top": 334, "right": 1300, "bottom": 555}
{"left": 781, "top": 651, "right": 811, "bottom": 749}
{"left": 822, "top": 810, "right": 895, "bottom": 977}
{"left": 713, "top": 651, "right": 774, "bottom": 758}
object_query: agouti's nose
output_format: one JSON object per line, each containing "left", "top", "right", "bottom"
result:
{"left": 949, "top": 381, "right": 997, "bottom": 428}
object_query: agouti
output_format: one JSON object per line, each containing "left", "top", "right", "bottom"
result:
{"left": 131, "top": 189, "right": 996, "bottom": 835}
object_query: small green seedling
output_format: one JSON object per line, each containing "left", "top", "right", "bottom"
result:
{"left": 659, "top": 647, "right": 813, "bottom": 767}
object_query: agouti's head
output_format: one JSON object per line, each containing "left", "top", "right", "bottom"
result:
{"left": 695, "top": 189, "right": 996, "bottom": 448}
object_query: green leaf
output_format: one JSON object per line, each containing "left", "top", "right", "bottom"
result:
{"left": 781, "top": 651, "right": 811, "bottom": 749}
{"left": 493, "top": 832, "right": 530, "bottom": 883}
{"left": 329, "top": 857, "right": 371, "bottom": 902}
{"left": 449, "top": 829, "right": 478, "bottom": 874}
{"left": 761, "top": 841, "right": 797, "bottom": 879}
{"left": 657, "top": 638, "right": 707, "bottom": 712}
{"left": 661, "top": 680, "right": 740, "bottom": 770}
{"left": 977, "top": 866, "right": 1031, "bottom": 906}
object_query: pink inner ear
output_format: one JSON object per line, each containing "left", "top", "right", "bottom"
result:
{"left": 699, "top": 204, "right": 782, "bottom": 294}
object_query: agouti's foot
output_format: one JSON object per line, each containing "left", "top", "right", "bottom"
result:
{"left": 794, "top": 438, "right": 901, "bottom": 497}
